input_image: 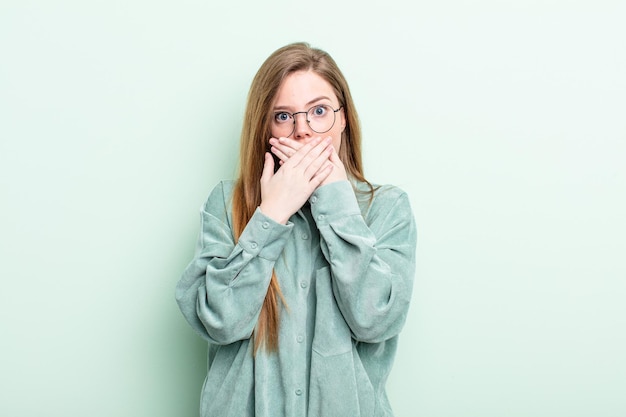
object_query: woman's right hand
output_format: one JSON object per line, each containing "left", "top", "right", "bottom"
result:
{"left": 259, "top": 136, "right": 334, "bottom": 224}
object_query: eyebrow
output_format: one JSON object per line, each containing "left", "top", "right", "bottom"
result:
{"left": 273, "top": 96, "right": 333, "bottom": 111}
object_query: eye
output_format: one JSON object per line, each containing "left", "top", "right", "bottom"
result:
{"left": 274, "top": 112, "right": 292, "bottom": 123}
{"left": 311, "top": 105, "right": 329, "bottom": 117}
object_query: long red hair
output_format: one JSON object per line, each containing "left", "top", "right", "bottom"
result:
{"left": 232, "top": 42, "right": 372, "bottom": 352}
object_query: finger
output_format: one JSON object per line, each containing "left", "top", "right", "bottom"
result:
{"left": 268, "top": 137, "right": 296, "bottom": 161}
{"left": 328, "top": 145, "right": 342, "bottom": 165}
{"left": 303, "top": 144, "right": 334, "bottom": 180}
{"left": 274, "top": 136, "right": 324, "bottom": 161}
{"left": 309, "top": 161, "right": 334, "bottom": 188}
{"left": 289, "top": 136, "right": 330, "bottom": 167}
{"left": 270, "top": 145, "right": 290, "bottom": 163}
{"left": 260, "top": 152, "right": 274, "bottom": 183}
{"left": 272, "top": 136, "right": 307, "bottom": 160}
{"left": 277, "top": 136, "right": 310, "bottom": 150}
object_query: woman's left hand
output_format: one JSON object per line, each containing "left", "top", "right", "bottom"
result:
{"left": 269, "top": 136, "right": 348, "bottom": 186}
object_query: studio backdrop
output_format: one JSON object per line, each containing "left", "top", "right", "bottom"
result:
{"left": 1, "top": 1, "right": 624, "bottom": 416}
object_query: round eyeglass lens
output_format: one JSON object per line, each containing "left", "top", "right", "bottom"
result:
{"left": 306, "top": 104, "right": 337, "bottom": 133}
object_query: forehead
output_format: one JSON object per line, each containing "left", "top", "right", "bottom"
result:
{"left": 273, "top": 70, "right": 338, "bottom": 107}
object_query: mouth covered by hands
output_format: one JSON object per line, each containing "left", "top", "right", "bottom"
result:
{"left": 258, "top": 136, "right": 347, "bottom": 224}
{"left": 269, "top": 136, "right": 347, "bottom": 186}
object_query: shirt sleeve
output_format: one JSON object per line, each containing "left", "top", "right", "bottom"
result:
{"left": 175, "top": 181, "right": 293, "bottom": 344}
{"left": 308, "top": 180, "right": 417, "bottom": 343}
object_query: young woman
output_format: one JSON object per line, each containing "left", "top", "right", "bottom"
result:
{"left": 176, "top": 42, "right": 417, "bottom": 417}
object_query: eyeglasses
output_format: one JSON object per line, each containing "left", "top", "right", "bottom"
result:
{"left": 272, "top": 104, "right": 342, "bottom": 137}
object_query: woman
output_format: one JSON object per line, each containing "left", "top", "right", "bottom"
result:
{"left": 176, "top": 42, "right": 417, "bottom": 417}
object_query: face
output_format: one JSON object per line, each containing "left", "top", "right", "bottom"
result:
{"left": 271, "top": 70, "right": 346, "bottom": 152}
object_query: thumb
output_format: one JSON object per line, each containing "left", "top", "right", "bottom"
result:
{"left": 261, "top": 152, "right": 275, "bottom": 182}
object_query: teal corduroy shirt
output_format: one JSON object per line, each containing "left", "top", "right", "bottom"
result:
{"left": 176, "top": 179, "right": 417, "bottom": 417}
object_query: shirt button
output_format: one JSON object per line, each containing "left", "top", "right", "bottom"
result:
{"left": 295, "top": 388, "right": 303, "bottom": 396}
{"left": 301, "top": 233, "right": 308, "bottom": 240}
{"left": 311, "top": 196, "right": 318, "bottom": 203}
{"left": 262, "top": 221, "right": 269, "bottom": 229}
{"left": 300, "top": 281, "right": 308, "bottom": 288}
{"left": 250, "top": 242, "right": 258, "bottom": 249}
{"left": 317, "top": 214, "right": 325, "bottom": 221}
{"left": 297, "top": 335, "right": 304, "bottom": 343}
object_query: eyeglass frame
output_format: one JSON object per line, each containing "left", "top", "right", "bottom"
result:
{"left": 271, "top": 105, "right": 343, "bottom": 137}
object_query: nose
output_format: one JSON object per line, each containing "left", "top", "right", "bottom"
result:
{"left": 292, "top": 111, "right": 313, "bottom": 139}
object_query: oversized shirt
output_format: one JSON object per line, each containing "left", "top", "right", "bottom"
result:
{"left": 176, "top": 179, "right": 417, "bottom": 417}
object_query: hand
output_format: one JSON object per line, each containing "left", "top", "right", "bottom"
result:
{"left": 269, "top": 136, "right": 347, "bottom": 186}
{"left": 268, "top": 136, "right": 310, "bottom": 164}
{"left": 259, "top": 136, "right": 334, "bottom": 224}
{"left": 320, "top": 145, "right": 348, "bottom": 186}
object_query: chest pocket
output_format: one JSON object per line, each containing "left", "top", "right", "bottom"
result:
{"left": 311, "top": 266, "right": 353, "bottom": 357}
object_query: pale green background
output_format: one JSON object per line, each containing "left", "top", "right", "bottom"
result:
{"left": 1, "top": 0, "right": 625, "bottom": 416}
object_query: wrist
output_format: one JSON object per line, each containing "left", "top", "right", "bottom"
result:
{"left": 259, "top": 203, "right": 290, "bottom": 225}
